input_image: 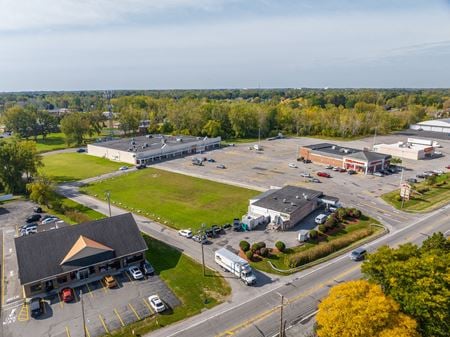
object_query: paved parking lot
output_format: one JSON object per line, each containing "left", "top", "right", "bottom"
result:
{"left": 1, "top": 201, "right": 180, "bottom": 337}
{"left": 154, "top": 134, "right": 450, "bottom": 228}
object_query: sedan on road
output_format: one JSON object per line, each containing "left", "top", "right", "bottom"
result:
{"left": 128, "top": 266, "right": 144, "bottom": 280}
{"left": 119, "top": 166, "right": 129, "bottom": 171}
{"left": 148, "top": 295, "right": 166, "bottom": 313}
{"left": 178, "top": 229, "right": 193, "bottom": 238}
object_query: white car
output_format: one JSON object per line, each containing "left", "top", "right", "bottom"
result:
{"left": 373, "top": 172, "right": 384, "bottom": 177}
{"left": 178, "top": 229, "right": 193, "bottom": 238}
{"left": 119, "top": 166, "right": 129, "bottom": 171}
{"left": 41, "top": 217, "right": 59, "bottom": 225}
{"left": 432, "top": 169, "right": 443, "bottom": 175}
{"left": 288, "top": 163, "right": 298, "bottom": 168}
{"left": 300, "top": 172, "right": 311, "bottom": 178}
{"left": 128, "top": 266, "right": 144, "bottom": 280}
{"left": 148, "top": 295, "right": 166, "bottom": 313}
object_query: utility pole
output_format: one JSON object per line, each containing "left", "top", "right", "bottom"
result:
{"left": 80, "top": 290, "right": 87, "bottom": 337}
{"left": 105, "top": 191, "right": 112, "bottom": 217}
{"left": 279, "top": 294, "right": 285, "bottom": 337}
{"left": 201, "top": 223, "right": 206, "bottom": 276}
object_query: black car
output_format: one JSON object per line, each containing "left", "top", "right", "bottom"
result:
{"left": 207, "top": 158, "right": 216, "bottom": 163}
{"left": 347, "top": 170, "right": 357, "bottom": 175}
{"left": 211, "top": 225, "right": 224, "bottom": 234}
{"left": 26, "top": 214, "right": 41, "bottom": 223}
{"left": 407, "top": 178, "right": 418, "bottom": 184}
{"left": 136, "top": 164, "right": 146, "bottom": 169}
{"left": 33, "top": 206, "right": 43, "bottom": 213}
{"left": 205, "top": 228, "right": 217, "bottom": 238}
{"left": 303, "top": 159, "right": 312, "bottom": 164}
{"left": 222, "top": 223, "right": 232, "bottom": 230}
{"left": 30, "top": 297, "right": 44, "bottom": 317}
{"left": 76, "top": 148, "right": 86, "bottom": 153}
{"left": 416, "top": 173, "right": 425, "bottom": 179}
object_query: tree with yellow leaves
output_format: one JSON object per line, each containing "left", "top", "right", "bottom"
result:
{"left": 316, "top": 280, "right": 419, "bottom": 337}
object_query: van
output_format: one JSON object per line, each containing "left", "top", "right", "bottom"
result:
{"left": 315, "top": 214, "right": 328, "bottom": 224}
{"left": 350, "top": 248, "right": 367, "bottom": 261}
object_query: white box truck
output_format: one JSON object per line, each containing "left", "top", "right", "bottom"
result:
{"left": 215, "top": 248, "right": 256, "bottom": 285}
{"left": 407, "top": 138, "right": 441, "bottom": 148}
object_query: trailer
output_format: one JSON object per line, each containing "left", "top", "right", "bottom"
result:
{"left": 215, "top": 248, "right": 256, "bottom": 285}
{"left": 407, "top": 138, "right": 441, "bottom": 148}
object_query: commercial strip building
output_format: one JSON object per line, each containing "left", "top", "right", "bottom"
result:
{"left": 299, "top": 143, "right": 391, "bottom": 174}
{"left": 87, "top": 134, "right": 221, "bottom": 165}
{"left": 410, "top": 118, "right": 450, "bottom": 133}
{"left": 373, "top": 142, "right": 435, "bottom": 160}
{"left": 243, "top": 185, "right": 340, "bottom": 231}
{"left": 15, "top": 213, "right": 147, "bottom": 298}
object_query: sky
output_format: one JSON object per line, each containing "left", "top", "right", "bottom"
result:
{"left": 0, "top": 0, "right": 450, "bottom": 91}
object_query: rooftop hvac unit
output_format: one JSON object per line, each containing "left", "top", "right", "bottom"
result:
{"left": 290, "top": 202, "right": 297, "bottom": 206}
{"left": 176, "top": 138, "right": 183, "bottom": 142}
{"left": 332, "top": 145, "right": 336, "bottom": 149}
{"left": 295, "top": 195, "right": 299, "bottom": 199}
{"left": 283, "top": 198, "right": 287, "bottom": 203}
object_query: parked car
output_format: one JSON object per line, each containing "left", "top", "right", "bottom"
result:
{"left": 332, "top": 167, "right": 340, "bottom": 171}
{"left": 136, "top": 164, "right": 146, "bottom": 169}
{"left": 211, "top": 224, "right": 224, "bottom": 234}
{"left": 347, "top": 170, "right": 357, "bottom": 175}
{"left": 216, "top": 164, "right": 226, "bottom": 169}
{"left": 325, "top": 165, "right": 333, "bottom": 169}
{"left": 26, "top": 214, "right": 41, "bottom": 223}
{"left": 119, "top": 166, "right": 129, "bottom": 171}
{"left": 192, "top": 234, "right": 208, "bottom": 244}
{"left": 309, "top": 178, "right": 321, "bottom": 183}
{"left": 350, "top": 248, "right": 367, "bottom": 261}
{"left": 432, "top": 169, "right": 443, "bottom": 175}
{"left": 317, "top": 172, "right": 331, "bottom": 178}
{"left": 178, "top": 229, "right": 193, "bottom": 238}
{"left": 20, "top": 226, "right": 37, "bottom": 236}
{"left": 288, "top": 163, "right": 298, "bottom": 168}
{"left": 303, "top": 159, "right": 312, "bottom": 164}
{"left": 205, "top": 228, "right": 217, "bottom": 238}
{"left": 41, "top": 217, "right": 59, "bottom": 225}
{"left": 33, "top": 206, "right": 43, "bottom": 213}
{"left": 207, "top": 158, "right": 216, "bottom": 162}
{"left": 142, "top": 261, "right": 155, "bottom": 275}
{"left": 76, "top": 148, "right": 86, "bottom": 153}
{"left": 60, "top": 288, "right": 74, "bottom": 302}
{"left": 102, "top": 275, "right": 118, "bottom": 288}
{"left": 416, "top": 173, "right": 426, "bottom": 179}
{"left": 30, "top": 297, "right": 44, "bottom": 317}
{"left": 446, "top": 165, "right": 450, "bottom": 169}
{"left": 222, "top": 223, "right": 232, "bottom": 230}
{"left": 315, "top": 214, "right": 328, "bottom": 224}
{"left": 128, "top": 266, "right": 144, "bottom": 280}
{"left": 300, "top": 172, "right": 311, "bottom": 178}
{"left": 373, "top": 172, "right": 384, "bottom": 177}
{"left": 407, "top": 178, "right": 417, "bottom": 184}
{"left": 148, "top": 295, "right": 166, "bottom": 313}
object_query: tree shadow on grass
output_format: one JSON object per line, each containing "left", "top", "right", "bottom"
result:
{"left": 143, "top": 234, "right": 182, "bottom": 273}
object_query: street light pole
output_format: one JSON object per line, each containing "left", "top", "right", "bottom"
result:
{"left": 201, "top": 223, "right": 206, "bottom": 276}
{"left": 279, "top": 294, "right": 285, "bottom": 337}
{"left": 80, "top": 289, "right": 87, "bottom": 337}
{"left": 105, "top": 191, "right": 112, "bottom": 217}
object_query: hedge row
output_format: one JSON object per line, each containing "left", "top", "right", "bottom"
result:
{"left": 287, "top": 228, "right": 373, "bottom": 268}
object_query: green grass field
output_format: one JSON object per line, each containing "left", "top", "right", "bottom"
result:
{"left": 44, "top": 195, "right": 106, "bottom": 224}
{"left": 81, "top": 168, "right": 258, "bottom": 231}
{"left": 35, "top": 133, "right": 68, "bottom": 152}
{"left": 381, "top": 173, "right": 450, "bottom": 212}
{"left": 40, "top": 153, "right": 126, "bottom": 182}
{"left": 109, "top": 235, "right": 231, "bottom": 337}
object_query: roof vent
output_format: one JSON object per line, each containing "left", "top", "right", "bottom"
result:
{"left": 332, "top": 145, "right": 336, "bottom": 150}
{"left": 295, "top": 195, "right": 299, "bottom": 199}
{"left": 290, "top": 202, "right": 297, "bottom": 206}
{"left": 283, "top": 198, "right": 287, "bottom": 203}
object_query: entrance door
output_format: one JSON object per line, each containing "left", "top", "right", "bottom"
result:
{"left": 77, "top": 268, "right": 89, "bottom": 280}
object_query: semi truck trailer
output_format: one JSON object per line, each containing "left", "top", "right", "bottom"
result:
{"left": 215, "top": 248, "right": 256, "bottom": 285}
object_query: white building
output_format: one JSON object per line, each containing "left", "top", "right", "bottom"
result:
{"left": 373, "top": 142, "right": 434, "bottom": 160}
{"left": 87, "top": 134, "right": 221, "bottom": 165}
{"left": 410, "top": 118, "right": 450, "bottom": 133}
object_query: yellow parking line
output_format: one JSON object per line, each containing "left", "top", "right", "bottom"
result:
{"left": 86, "top": 283, "right": 94, "bottom": 298}
{"left": 128, "top": 303, "right": 141, "bottom": 320}
{"left": 58, "top": 291, "right": 64, "bottom": 308}
{"left": 17, "top": 303, "right": 29, "bottom": 322}
{"left": 65, "top": 326, "right": 71, "bottom": 337}
{"left": 142, "top": 298, "right": 154, "bottom": 314}
{"left": 99, "top": 314, "right": 109, "bottom": 334}
{"left": 114, "top": 308, "right": 125, "bottom": 327}
{"left": 84, "top": 325, "right": 91, "bottom": 337}
{"left": 100, "top": 280, "right": 108, "bottom": 293}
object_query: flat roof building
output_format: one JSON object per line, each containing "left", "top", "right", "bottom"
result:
{"left": 410, "top": 118, "right": 450, "bottom": 133}
{"left": 373, "top": 142, "right": 434, "bottom": 160}
{"left": 87, "top": 134, "right": 221, "bottom": 165}
{"left": 299, "top": 143, "right": 391, "bottom": 174}
{"left": 246, "top": 185, "right": 339, "bottom": 231}
{"left": 15, "top": 213, "right": 147, "bottom": 298}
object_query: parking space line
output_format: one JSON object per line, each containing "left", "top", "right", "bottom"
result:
{"left": 17, "top": 303, "right": 29, "bottom": 321}
{"left": 65, "top": 326, "right": 71, "bottom": 337}
{"left": 57, "top": 292, "right": 64, "bottom": 308}
{"left": 114, "top": 308, "right": 125, "bottom": 327}
{"left": 125, "top": 271, "right": 133, "bottom": 282}
{"left": 100, "top": 280, "right": 108, "bottom": 293}
{"left": 99, "top": 314, "right": 109, "bottom": 334}
{"left": 85, "top": 325, "right": 91, "bottom": 337}
{"left": 142, "top": 298, "right": 154, "bottom": 314}
{"left": 86, "top": 283, "right": 94, "bottom": 298}
{"left": 128, "top": 303, "right": 141, "bottom": 320}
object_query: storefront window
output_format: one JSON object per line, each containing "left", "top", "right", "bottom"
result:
{"left": 30, "top": 283, "right": 42, "bottom": 292}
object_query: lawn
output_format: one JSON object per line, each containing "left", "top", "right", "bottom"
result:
{"left": 40, "top": 153, "right": 127, "bottom": 182}
{"left": 108, "top": 234, "right": 231, "bottom": 337}
{"left": 381, "top": 173, "right": 450, "bottom": 212}
{"left": 35, "top": 132, "right": 68, "bottom": 153}
{"left": 81, "top": 168, "right": 258, "bottom": 231}
{"left": 249, "top": 214, "right": 382, "bottom": 274}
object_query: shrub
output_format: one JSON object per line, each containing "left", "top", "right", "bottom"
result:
{"left": 318, "top": 224, "right": 326, "bottom": 233}
{"left": 352, "top": 209, "right": 362, "bottom": 218}
{"left": 336, "top": 208, "right": 348, "bottom": 220}
{"left": 239, "top": 240, "right": 250, "bottom": 252}
{"left": 309, "top": 229, "right": 318, "bottom": 240}
{"left": 245, "top": 250, "right": 253, "bottom": 260}
{"left": 417, "top": 187, "right": 430, "bottom": 194}
{"left": 288, "top": 228, "right": 373, "bottom": 268}
{"left": 275, "top": 241, "right": 286, "bottom": 252}
{"left": 395, "top": 195, "right": 403, "bottom": 202}
{"left": 251, "top": 242, "right": 266, "bottom": 252}
{"left": 325, "top": 214, "right": 337, "bottom": 227}
{"left": 64, "top": 210, "right": 90, "bottom": 224}
{"left": 260, "top": 247, "right": 269, "bottom": 257}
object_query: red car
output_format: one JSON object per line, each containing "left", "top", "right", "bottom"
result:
{"left": 446, "top": 165, "right": 450, "bottom": 169}
{"left": 60, "top": 288, "right": 74, "bottom": 303}
{"left": 317, "top": 172, "right": 331, "bottom": 178}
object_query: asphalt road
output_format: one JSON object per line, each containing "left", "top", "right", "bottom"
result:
{"left": 144, "top": 204, "right": 449, "bottom": 337}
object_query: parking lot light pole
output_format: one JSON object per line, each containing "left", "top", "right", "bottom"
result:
{"left": 105, "top": 191, "right": 111, "bottom": 217}
{"left": 80, "top": 289, "right": 87, "bottom": 337}
{"left": 201, "top": 223, "right": 206, "bottom": 276}
{"left": 277, "top": 292, "right": 285, "bottom": 337}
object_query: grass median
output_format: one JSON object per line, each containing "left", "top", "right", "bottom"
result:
{"left": 381, "top": 173, "right": 450, "bottom": 212}
{"left": 107, "top": 234, "right": 231, "bottom": 337}
{"left": 81, "top": 167, "right": 258, "bottom": 231}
